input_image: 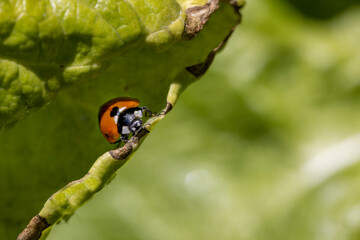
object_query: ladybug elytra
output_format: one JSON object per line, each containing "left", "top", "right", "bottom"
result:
{"left": 98, "top": 97, "right": 153, "bottom": 144}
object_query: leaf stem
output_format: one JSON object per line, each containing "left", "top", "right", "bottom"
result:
{"left": 17, "top": 82, "right": 182, "bottom": 240}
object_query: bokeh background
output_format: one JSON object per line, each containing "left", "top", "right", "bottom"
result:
{"left": 8, "top": 0, "right": 360, "bottom": 238}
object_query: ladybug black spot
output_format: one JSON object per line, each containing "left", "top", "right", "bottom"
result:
{"left": 110, "top": 107, "right": 119, "bottom": 117}
{"left": 105, "top": 133, "right": 109, "bottom": 138}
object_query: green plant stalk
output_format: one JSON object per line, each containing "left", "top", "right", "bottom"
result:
{"left": 8, "top": 1, "right": 242, "bottom": 238}
{"left": 17, "top": 81, "right": 186, "bottom": 240}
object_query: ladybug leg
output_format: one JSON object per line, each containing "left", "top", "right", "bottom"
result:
{"left": 121, "top": 134, "right": 129, "bottom": 143}
{"left": 141, "top": 107, "right": 154, "bottom": 117}
{"left": 139, "top": 125, "right": 151, "bottom": 133}
{"left": 111, "top": 139, "right": 122, "bottom": 148}
{"left": 155, "top": 110, "right": 165, "bottom": 116}
{"left": 111, "top": 139, "right": 121, "bottom": 144}
{"left": 156, "top": 102, "right": 173, "bottom": 116}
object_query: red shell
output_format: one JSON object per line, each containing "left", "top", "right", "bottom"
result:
{"left": 98, "top": 97, "right": 140, "bottom": 143}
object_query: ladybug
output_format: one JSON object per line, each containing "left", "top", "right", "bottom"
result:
{"left": 98, "top": 97, "right": 153, "bottom": 144}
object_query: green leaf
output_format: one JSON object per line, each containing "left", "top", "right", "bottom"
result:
{"left": 0, "top": 0, "right": 242, "bottom": 239}
{"left": 38, "top": 1, "right": 360, "bottom": 240}
{"left": 0, "top": 0, "right": 210, "bottom": 128}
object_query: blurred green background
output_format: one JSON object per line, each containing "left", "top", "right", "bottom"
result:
{"left": 49, "top": 0, "right": 360, "bottom": 239}
{"left": 6, "top": 0, "right": 360, "bottom": 239}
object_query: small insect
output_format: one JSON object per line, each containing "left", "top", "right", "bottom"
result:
{"left": 98, "top": 97, "right": 153, "bottom": 144}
